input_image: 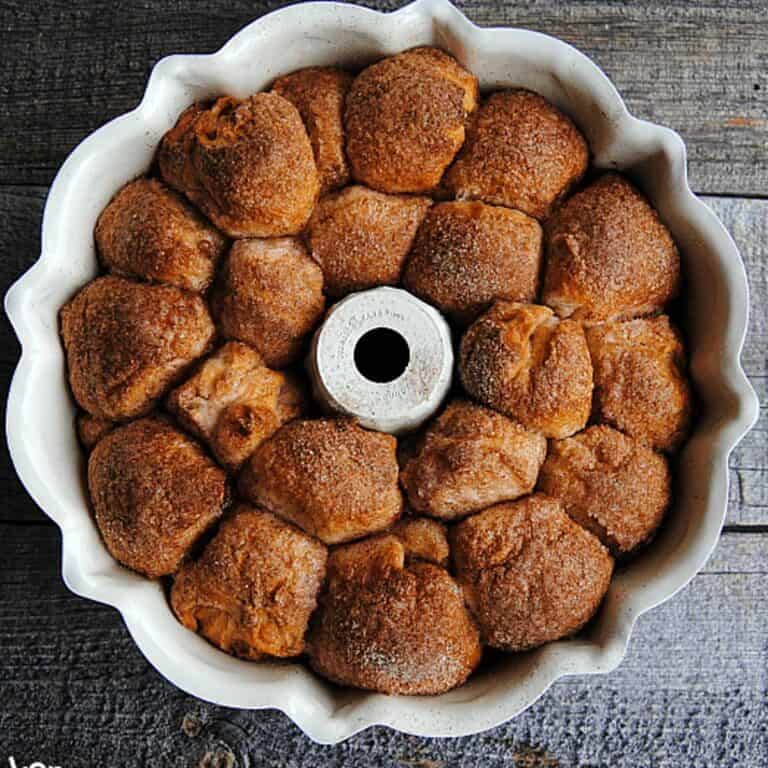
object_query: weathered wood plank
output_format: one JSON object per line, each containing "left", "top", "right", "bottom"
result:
{"left": 2, "top": 191, "right": 764, "bottom": 527}
{"left": 1, "top": 524, "right": 765, "bottom": 765}
{"left": 0, "top": 1, "right": 766, "bottom": 194}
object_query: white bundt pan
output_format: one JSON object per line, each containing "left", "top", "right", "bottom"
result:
{"left": 5, "top": 0, "right": 759, "bottom": 743}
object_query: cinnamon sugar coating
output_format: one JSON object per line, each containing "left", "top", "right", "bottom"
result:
{"left": 305, "top": 185, "right": 432, "bottom": 297}
{"left": 272, "top": 66, "right": 353, "bottom": 195}
{"left": 402, "top": 200, "right": 543, "bottom": 323}
{"left": 587, "top": 316, "right": 692, "bottom": 452}
{"left": 60, "top": 276, "right": 215, "bottom": 420}
{"left": 95, "top": 177, "right": 227, "bottom": 292}
{"left": 539, "top": 426, "right": 671, "bottom": 556}
{"left": 171, "top": 504, "right": 327, "bottom": 660}
{"left": 443, "top": 89, "right": 588, "bottom": 220}
{"left": 158, "top": 94, "right": 319, "bottom": 237}
{"left": 166, "top": 341, "right": 305, "bottom": 471}
{"left": 391, "top": 517, "right": 450, "bottom": 566}
{"left": 307, "top": 535, "right": 481, "bottom": 694}
{"left": 450, "top": 494, "right": 613, "bottom": 651}
{"left": 345, "top": 47, "right": 478, "bottom": 193}
{"left": 240, "top": 418, "right": 403, "bottom": 544}
{"left": 76, "top": 413, "right": 115, "bottom": 451}
{"left": 459, "top": 301, "right": 593, "bottom": 438}
{"left": 211, "top": 237, "right": 325, "bottom": 368}
{"left": 542, "top": 173, "right": 680, "bottom": 321}
{"left": 400, "top": 400, "right": 546, "bottom": 520}
{"left": 88, "top": 418, "right": 229, "bottom": 578}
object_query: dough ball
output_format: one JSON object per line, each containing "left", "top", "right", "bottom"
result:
{"left": 240, "top": 418, "right": 402, "bottom": 544}
{"left": 391, "top": 516, "right": 449, "bottom": 565}
{"left": 76, "top": 413, "right": 115, "bottom": 451}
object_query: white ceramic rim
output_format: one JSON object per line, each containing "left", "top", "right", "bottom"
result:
{"left": 4, "top": 0, "right": 759, "bottom": 744}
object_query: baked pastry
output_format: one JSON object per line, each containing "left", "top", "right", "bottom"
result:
{"left": 538, "top": 426, "right": 671, "bottom": 556}
{"left": 402, "top": 200, "right": 542, "bottom": 323}
{"left": 345, "top": 47, "right": 478, "bottom": 193}
{"left": 272, "top": 66, "right": 353, "bottom": 195}
{"left": 400, "top": 400, "right": 546, "bottom": 520}
{"left": 450, "top": 494, "right": 613, "bottom": 651}
{"left": 211, "top": 237, "right": 325, "bottom": 368}
{"left": 60, "top": 276, "right": 215, "bottom": 420}
{"left": 458, "top": 301, "right": 593, "bottom": 438}
{"left": 240, "top": 418, "right": 403, "bottom": 544}
{"left": 171, "top": 504, "right": 327, "bottom": 659}
{"left": 94, "top": 177, "right": 227, "bottom": 292}
{"left": 76, "top": 413, "right": 115, "bottom": 451}
{"left": 542, "top": 173, "right": 680, "bottom": 321}
{"left": 307, "top": 535, "right": 481, "bottom": 694}
{"left": 390, "top": 517, "right": 449, "bottom": 565}
{"left": 587, "top": 316, "right": 692, "bottom": 452}
{"left": 166, "top": 341, "right": 305, "bottom": 471}
{"left": 443, "top": 89, "right": 588, "bottom": 220}
{"left": 88, "top": 417, "right": 228, "bottom": 578}
{"left": 305, "top": 185, "right": 431, "bottom": 297}
{"left": 158, "top": 94, "right": 319, "bottom": 237}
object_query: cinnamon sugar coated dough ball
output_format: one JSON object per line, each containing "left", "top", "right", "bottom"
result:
{"left": 171, "top": 505, "right": 327, "bottom": 659}
{"left": 402, "top": 201, "right": 543, "bottom": 323}
{"left": 305, "top": 185, "right": 432, "bottom": 297}
{"left": 543, "top": 173, "right": 680, "bottom": 321}
{"left": 345, "top": 47, "right": 478, "bottom": 193}
{"left": 88, "top": 418, "right": 228, "bottom": 578}
{"left": 539, "top": 426, "right": 671, "bottom": 557}
{"left": 166, "top": 342, "right": 305, "bottom": 471}
{"left": 60, "top": 276, "right": 215, "bottom": 420}
{"left": 240, "top": 418, "right": 403, "bottom": 544}
{"left": 211, "top": 237, "right": 325, "bottom": 368}
{"left": 587, "top": 316, "right": 692, "bottom": 453}
{"left": 94, "top": 177, "right": 227, "bottom": 292}
{"left": 272, "top": 67, "right": 353, "bottom": 195}
{"left": 307, "top": 535, "right": 481, "bottom": 694}
{"left": 450, "top": 494, "right": 613, "bottom": 651}
{"left": 391, "top": 517, "right": 450, "bottom": 565}
{"left": 76, "top": 413, "right": 114, "bottom": 451}
{"left": 444, "top": 90, "right": 588, "bottom": 220}
{"left": 401, "top": 400, "right": 546, "bottom": 520}
{"left": 459, "top": 302, "right": 593, "bottom": 438}
{"left": 158, "top": 94, "right": 319, "bottom": 237}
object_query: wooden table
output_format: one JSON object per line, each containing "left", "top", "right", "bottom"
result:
{"left": 1, "top": 2, "right": 765, "bottom": 765}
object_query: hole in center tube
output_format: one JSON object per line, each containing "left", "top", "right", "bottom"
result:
{"left": 354, "top": 327, "right": 410, "bottom": 384}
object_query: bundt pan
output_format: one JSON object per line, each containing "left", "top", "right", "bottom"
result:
{"left": 4, "top": 0, "right": 759, "bottom": 743}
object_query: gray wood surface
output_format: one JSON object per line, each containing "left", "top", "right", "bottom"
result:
{"left": 0, "top": 1, "right": 766, "bottom": 766}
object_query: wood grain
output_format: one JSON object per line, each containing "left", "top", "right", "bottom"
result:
{"left": 1, "top": 191, "right": 764, "bottom": 527}
{"left": 1, "top": 523, "right": 765, "bottom": 766}
{"left": 0, "top": 1, "right": 766, "bottom": 194}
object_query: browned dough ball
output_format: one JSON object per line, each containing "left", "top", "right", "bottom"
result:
{"left": 400, "top": 400, "right": 546, "bottom": 520}
{"left": 171, "top": 504, "right": 327, "bottom": 660}
{"left": 158, "top": 94, "right": 319, "bottom": 237}
{"left": 88, "top": 418, "right": 228, "bottom": 578}
{"left": 459, "top": 301, "right": 593, "bottom": 438}
{"left": 305, "top": 185, "right": 432, "bottom": 297}
{"left": 240, "top": 418, "right": 403, "bottom": 544}
{"left": 94, "top": 177, "right": 227, "bottom": 292}
{"left": 60, "top": 276, "right": 215, "bottom": 421}
{"left": 166, "top": 341, "right": 306, "bottom": 472}
{"left": 587, "top": 316, "right": 692, "bottom": 453}
{"left": 272, "top": 66, "right": 353, "bottom": 195}
{"left": 345, "top": 46, "right": 478, "bottom": 193}
{"left": 211, "top": 237, "right": 325, "bottom": 368}
{"left": 450, "top": 494, "right": 613, "bottom": 651}
{"left": 402, "top": 200, "right": 543, "bottom": 323}
{"left": 76, "top": 413, "right": 115, "bottom": 451}
{"left": 538, "top": 426, "right": 671, "bottom": 557}
{"left": 443, "top": 89, "right": 588, "bottom": 220}
{"left": 391, "top": 516, "right": 450, "bottom": 566}
{"left": 307, "top": 535, "right": 481, "bottom": 695}
{"left": 542, "top": 173, "right": 680, "bottom": 321}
